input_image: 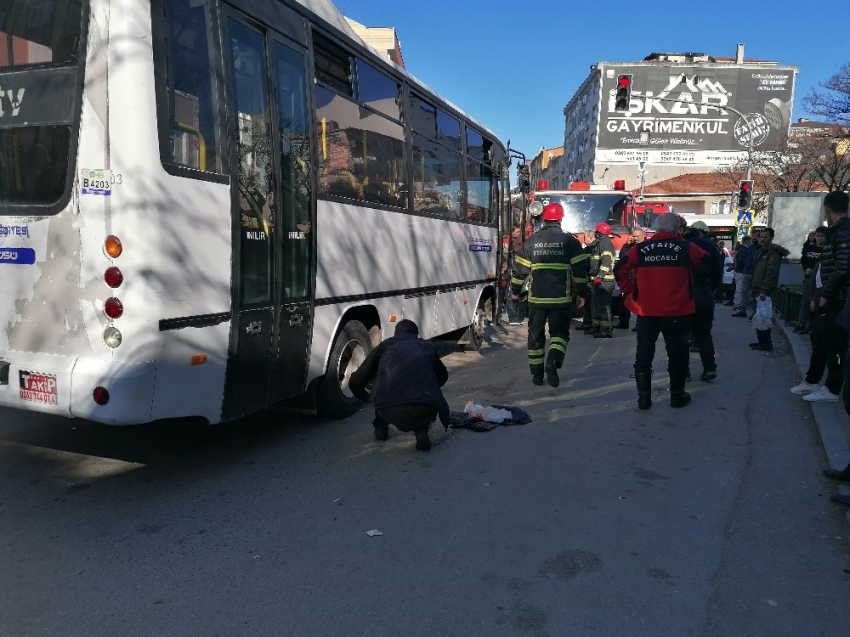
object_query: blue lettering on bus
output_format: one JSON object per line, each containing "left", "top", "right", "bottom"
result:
{"left": 0, "top": 248, "right": 36, "bottom": 264}
{"left": 0, "top": 225, "right": 29, "bottom": 237}
{"left": 469, "top": 245, "right": 492, "bottom": 252}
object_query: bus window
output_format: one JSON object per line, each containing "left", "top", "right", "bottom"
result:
{"left": 313, "top": 32, "right": 352, "bottom": 96}
{"left": 410, "top": 94, "right": 437, "bottom": 139}
{"left": 437, "top": 109, "right": 461, "bottom": 152}
{"left": 160, "top": 0, "right": 223, "bottom": 174}
{"left": 354, "top": 59, "right": 400, "bottom": 122}
{"left": 228, "top": 19, "right": 274, "bottom": 308}
{"left": 0, "top": 0, "right": 82, "bottom": 69}
{"left": 465, "top": 158, "right": 494, "bottom": 224}
{"left": 465, "top": 128, "right": 492, "bottom": 164}
{"left": 315, "top": 86, "right": 406, "bottom": 206}
{"left": 411, "top": 133, "right": 462, "bottom": 218}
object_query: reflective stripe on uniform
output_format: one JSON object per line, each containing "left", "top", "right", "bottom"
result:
{"left": 511, "top": 277, "right": 526, "bottom": 286}
{"left": 529, "top": 294, "right": 571, "bottom": 304}
{"left": 549, "top": 337, "right": 568, "bottom": 353}
{"left": 571, "top": 253, "right": 590, "bottom": 264}
{"left": 527, "top": 349, "right": 545, "bottom": 357}
{"left": 515, "top": 256, "right": 532, "bottom": 268}
{"left": 531, "top": 263, "right": 569, "bottom": 270}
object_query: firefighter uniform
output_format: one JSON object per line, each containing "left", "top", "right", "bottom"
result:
{"left": 586, "top": 224, "right": 617, "bottom": 338}
{"left": 511, "top": 204, "right": 589, "bottom": 387}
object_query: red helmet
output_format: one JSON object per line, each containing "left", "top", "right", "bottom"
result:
{"left": 595, "top": 222, "right": 611, "bottom": 235}
{"left": 541, "top": 203, "right": 564, "bottom": 221}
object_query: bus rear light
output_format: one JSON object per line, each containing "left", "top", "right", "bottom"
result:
{"left": 105, "top": 235, "right": 123, "bottom": 258}
{"left": 104, "top": 267, "right": 123, "bottom": 288}
{"left": 104, "top": 298, "right": 124, "bottom": 319}
{"left": 93, "top": 386, "right": 110, "bottom": 405}
{"left": 103, "top": 327, "right": 123, "bottom": 348}
{"left": 389, "top": 315, "right": 397, "bottom": 322}
{"left": 190, "top": 354, "right": 208, "bottom": 366}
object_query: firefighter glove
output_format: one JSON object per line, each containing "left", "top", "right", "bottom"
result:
{"left": 592, "top": 278, "right": 602, "bottom": 287}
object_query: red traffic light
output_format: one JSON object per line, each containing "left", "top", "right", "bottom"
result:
{"left": 618, "top": 76, "right": 631, "bottom": 88}
{"left": 741, "top": 182, "right": 751, "bottom": 191}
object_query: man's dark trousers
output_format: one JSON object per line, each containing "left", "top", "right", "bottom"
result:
{"left": 635, "top": 316, "right": 691, "bottom": 376}
{"left": 528, "top": 306, "right": 572, "bottom": 378}
{"left": 807, "top": 310, "right": 848, "bottom": 394}
{"left": 692, "top": 286, "right": 716, "bottom": 372}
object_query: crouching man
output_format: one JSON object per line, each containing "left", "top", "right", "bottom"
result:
{"left": 349, "top": 320, "right": 451, "bottom": 451}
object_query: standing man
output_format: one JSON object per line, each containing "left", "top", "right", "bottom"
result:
{"left": 803, "top": 191, "right": 850, "bottom": 400}
{"left": 613, "top": 228, "right": 645, "bottom": 329}
{"left": 795, "top": 230, "right": 823, "bottom": 334}
{"left": 731, "top": 235, "right": 752, "bottom": 314}
{"left": 617, "top": 213, "right": 711, "bottom": 409}
{"left": 749, "top": 228, "right": 790, "bottom": 351}
{"left": 577, "top": 230, "right": 595, "bottom": 332}
{"left": 682, "top": 221, "right": 723, "bottom": 381}
{"left": 349, "top": 320, "right": 450, "bottom": 452}
{"left": 585, "top": 222, "right": 617, "bottom": 338}
{"left": 505, "top": 226, "right": 529, "bottom": 326}
{"left": 511, "top": 203, "right": 589, "bottom": 387}
{"left": 734, "top": 231, "right": 762, "bottom": 318}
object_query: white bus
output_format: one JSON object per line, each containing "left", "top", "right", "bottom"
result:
{"left": 0, "top": 0, "right": 508, "bottom": 424}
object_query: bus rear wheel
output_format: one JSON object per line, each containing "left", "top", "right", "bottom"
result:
{"left": 463, "top": 298, "right": 491, "bottom": 352}
{"left": 316, "top": 320, "right": 372, "bottom": 419}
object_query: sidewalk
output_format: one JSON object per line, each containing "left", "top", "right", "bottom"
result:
{"left": 774, "top": 315, "right": 850, "bottom": 529}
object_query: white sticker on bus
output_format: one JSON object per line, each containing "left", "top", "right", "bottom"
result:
{"left": 80, "top": 169, "right": 117, "bottom": 196}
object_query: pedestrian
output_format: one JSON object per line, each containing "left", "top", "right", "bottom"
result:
{"left": 795, "top": 191, "right": 850, "bottom": 403}
{"left": 349, "top": 319, "right": 450, "bottom": 451}
{"left": 682, "top": 220, "right": 723, "bottom": 380}
{"left": 617, "top": 213, "right": 711, "bottom": 409}
{"left": 794, "top": 228, "right": 824, "bottom": 334}
{"left": 585, "top": 222, "right": 617, "bottom": 338}
{"left": 511, "top": 202, "right": 589, "bottom": 387}
{"left": 506, "top": 226, "right": 529, "bottom": 326}
{"left": 612, "top": 228, "right": 645, "bottom": 330}
{"left": 733, "top": 232, "right": 761, "bottom": 318}
{"left": 790, "top": 228, "right": 834, "bottom": 396}
{"left": 749, "top": 227, "right": 789, "bottom": 351}
{"left": 731, "top": 235, "right": 752, "bottom": 313}
{"left": 576, "top": 229, "right": 595, "bottom": 332}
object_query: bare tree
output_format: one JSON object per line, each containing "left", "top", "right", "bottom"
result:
{"left": 802, "top": 133, "right": 850, "bottom": 192}
{"left": 804, "top": 62, "right": 850, "bottom": 126}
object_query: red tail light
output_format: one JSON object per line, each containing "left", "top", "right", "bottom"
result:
{"left": 104, "top": 297, "right": 124, "bottom": 319}
{"left": 93, "top": 387, "right": 110, "bottom": 405}
{"left": 104, "top": 267, "right": 123, "bottom": 288}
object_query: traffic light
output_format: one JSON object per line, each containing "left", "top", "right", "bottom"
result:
{"left": 737, "top": 179, "right": 754, "bottom": 209}
{"left": 615, "top": 74, "right": 632, "bottom": 112}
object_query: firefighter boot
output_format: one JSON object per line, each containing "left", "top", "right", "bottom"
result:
{"left": 636, "top": 373, "right": 652, "bottom": 410}
{"left": 544, "top": 358, "right": 560, "bottom": 388}
{"left": 670, "top": 373, "right": 692, "bottom": 408}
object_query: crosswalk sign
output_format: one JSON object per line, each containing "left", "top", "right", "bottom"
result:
{"left": 736, "top": 210, "right": 753, "bottom": 226}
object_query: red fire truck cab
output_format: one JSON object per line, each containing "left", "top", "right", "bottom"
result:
{"left": 529, "top": 180, "right": 671, "bottom": 250}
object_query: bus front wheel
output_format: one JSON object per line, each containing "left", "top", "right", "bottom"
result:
{"left": 463, "top": 298, "right": 491, "bottom": 352}
{"left": 316, "top": 320, "right": 372, "bottom": 419}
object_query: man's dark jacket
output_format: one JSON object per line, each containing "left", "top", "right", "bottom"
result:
{"left": 743, "top": 243, "right": 760, "bottom": 276}
{"left": 684, "top": 232, "right": 723, "bottom": 290}
{"left": 801, "top": 241, "right": 822, "bottom": 272}
{"left": 819, "top": 215, "right": 850, "bottom": 308}
{"left": 349, "top": 333, "right": 450, "bottom": 425}
{"left": 734, "top": 243, "right": 749, "bottom": 273}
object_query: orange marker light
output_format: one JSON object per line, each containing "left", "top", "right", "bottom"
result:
{"left": 105, "top": 235, "right": 123, "bottom": 258}
{"left": 190, "top": 354, "right": 208, "bottom": 366}
{"left": 389, "top": 315, "right": 398, "bottom": 322}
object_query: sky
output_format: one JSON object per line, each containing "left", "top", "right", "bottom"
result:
{"left": 336, "top": 0, "right": 849, "bottom": 164}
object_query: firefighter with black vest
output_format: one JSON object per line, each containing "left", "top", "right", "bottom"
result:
{"left": 511, "top": 203, "right": 589, "bottom": 387}
{"left": 585, "top": 222, "right": 617, "bottom": 338}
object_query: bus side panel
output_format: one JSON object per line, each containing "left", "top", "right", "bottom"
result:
{"left": 314, "top": 200, "right": 498, "bottom": 300}
{"left": 106, "top": 0, "right": 232, "bottom": 422}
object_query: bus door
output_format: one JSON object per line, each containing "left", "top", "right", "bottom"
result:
{"left": 222, "top": 9, "right": 314, "bottom": 418}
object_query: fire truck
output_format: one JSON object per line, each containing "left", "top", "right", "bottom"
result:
{"left": 527, "top": 180, "right": 672, "bottom": 250}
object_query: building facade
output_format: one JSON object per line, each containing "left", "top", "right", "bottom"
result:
{"left": 560, "top": 46, "right": 798, "bottom": 194}
{"left": 344, "top": 18, "right": 404, "bottom": 68}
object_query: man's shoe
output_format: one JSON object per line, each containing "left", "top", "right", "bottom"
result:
{"left": 792, "top": 324, "right": 804, "bottom": 333}
{"left": 593, "top": 331, "right": 612, "bottom": 339}
{"left": 790, "top": 381, "right": 819, "bottom": 395}
{"left": 748, "top": 342, "right": 761, "bottom": 348}
{"left": 723, "top": 301, "right": 734, "bottom": 306}
{"left": 631, "top": 326, "right": 638, "bottom": 332}
{"left": 751, "top": 343, "right": 774, "bottom": 352}
{"left": 636, "top": 372, "right": 652, "bottom": 410}
{"left": 532, "top": 375, "right": 544, "bottom": 386}
{"left": 374, "top": 426, "right": 389, "bottom": 441}
{"left": 414, "top": 430, "right": 432, "bottom": 451}
{"left": 545, "top": 361, "right": 560, "bottom": 387}
{"left": 830, "top": 493, "right": 850, "bottom": 506}
{"left": 685, "top": 370, "right": 691, "bottom": 381}
{"left": 585, "top": 328, "right": 600, "bottom": 336}
{"left": 731, "top": 311, "right": 747, "bottom": 318}
{"left": 700, "top": 369, "right": 717, "bottom": 382}
{"left": 824, "top": 465, "right": 850, "bottom": 482}
{"left": 689, "top": 344, "right": 700, "bottom": 353}
{"left": 671, "top": 391, "right": 692, "bottom": 408}
{"left": 614, "top": 323, "right": 630, "bottom": 329}
{"left": 803, "top": 387, "right": 839, "bottom": 402}
{"left": 577, "top": 324, "right": 593, "bottom": 332}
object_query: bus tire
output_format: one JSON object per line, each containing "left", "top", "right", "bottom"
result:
{"left": 463, "top": 298, "right": 491, "bottom": 352}
{"left": 316, "top": 320, "right": 372, "bottom": 419}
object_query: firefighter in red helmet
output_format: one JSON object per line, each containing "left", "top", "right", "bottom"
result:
{"left": 511, "top": 203, "right": 589, "bottom": 387}
{"left": 584, "top": 221, "right": 617, "bottom": 338}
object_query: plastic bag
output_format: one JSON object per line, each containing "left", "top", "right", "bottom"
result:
{"left": 752, "top": 297, "right": 773, "bottom": 331}
{"left": 463, "top": 400, "right": 513, "bottom": 423}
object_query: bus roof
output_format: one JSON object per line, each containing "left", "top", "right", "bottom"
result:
{"left": 290, "top": 0, "right": 503, "bottom": 145}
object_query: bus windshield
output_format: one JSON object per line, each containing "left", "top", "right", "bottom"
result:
{"left": 533, "top": 193, "right": 630, "bottom": 235}
{"left": 1, "top": 0, "right": 85, "bottom": 208}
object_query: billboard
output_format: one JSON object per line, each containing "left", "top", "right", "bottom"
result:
{"left": 596, "top": 64, "right": 797, "bottom": 166}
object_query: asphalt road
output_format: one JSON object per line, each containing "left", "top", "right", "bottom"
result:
{"left": 2, "top": 311, "right": 850, "bottom": 637}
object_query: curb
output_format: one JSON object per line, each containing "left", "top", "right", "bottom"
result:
{"left": 774, "top": 316, "right": 850, "bottom": 528}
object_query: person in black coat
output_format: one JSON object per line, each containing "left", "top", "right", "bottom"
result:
{"left": 683, "top": 221, "right": 723, "bottom": 381}
{"left": 349, "top": 320, "right": 450, "bottom": 451}
{"left": 613, "top": 228, "right": 645, "bottom": 329}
